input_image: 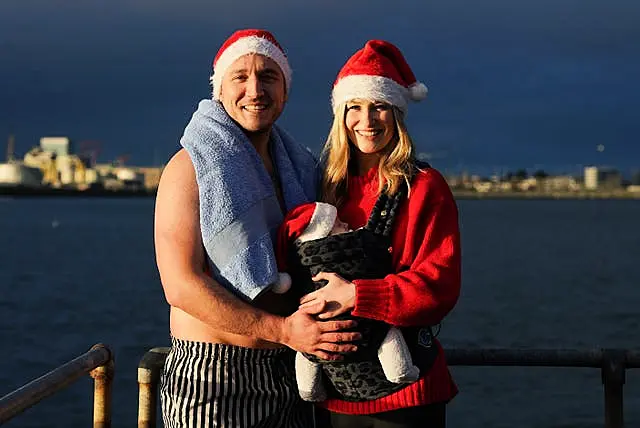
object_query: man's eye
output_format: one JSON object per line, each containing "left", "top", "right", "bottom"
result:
{"left": 375, "top": 104, "right": 390, "bottom": 111}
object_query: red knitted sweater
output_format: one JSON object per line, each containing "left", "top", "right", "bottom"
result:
{"left": 321, "top": 165, "right": 461, "bottom": 415}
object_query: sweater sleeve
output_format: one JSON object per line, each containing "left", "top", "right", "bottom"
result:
{"left": 351, "top": 170, "right": 461, "bottom": 327}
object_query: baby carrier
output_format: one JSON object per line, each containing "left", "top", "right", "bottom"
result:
{"left": 286, "top": 162, "right": 439, "bottom": 401}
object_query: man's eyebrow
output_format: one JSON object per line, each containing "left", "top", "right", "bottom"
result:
{"left": 227, "top": 67, "right": 281, "bottom": 77}
{"left": 258, "top": 68, "right": 281, "bottom": 77}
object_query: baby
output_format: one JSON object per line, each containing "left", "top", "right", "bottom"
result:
{"left": 273, "top": 202, "right": 419, "bottom": 402}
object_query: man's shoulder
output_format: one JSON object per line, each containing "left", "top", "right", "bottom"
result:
{"left": 166, "top": 149, "right": 192, "bottom": 170}
{"left": 158, "top": 150, "right": 196, "bottom": 190}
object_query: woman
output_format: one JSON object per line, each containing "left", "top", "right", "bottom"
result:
{"left": 298, "top": 40, "right": 461, "bottom": 428}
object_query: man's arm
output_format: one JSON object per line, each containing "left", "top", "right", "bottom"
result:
{"left": 154, "top": 149, "right": 359, "bottom": 359}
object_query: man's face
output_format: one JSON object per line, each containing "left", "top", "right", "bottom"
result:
{"left": 219, "top": 54, "right": 287, "bottom": 133}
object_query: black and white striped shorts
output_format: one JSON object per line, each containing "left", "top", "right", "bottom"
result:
{"left": 160, "top": 338, "right": 313, "bottom": 428}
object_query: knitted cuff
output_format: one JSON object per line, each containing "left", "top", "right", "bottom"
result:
{"left": 352, "top": 278, "right": 391, "bottom": 322}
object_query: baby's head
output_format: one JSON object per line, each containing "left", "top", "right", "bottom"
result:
{"left": 274, "top": 202, "right": 348, "bottom": 294}
{"left": 281, "top": 202, "right": 348, "bottom": 245}
{"left": 330, "top": 215, "right": 351, "bottom": 236}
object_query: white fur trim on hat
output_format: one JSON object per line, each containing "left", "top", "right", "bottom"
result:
{"left": 408, "top": 82, "right": 428, "bottom": 101}
{"left": 332, "top": 75, "right": 410, "bottom": 113}
{"left": 296, "top": 202, "right": 338, "bottom": 243}
{"left": 211, "top": 36, "right": 292, "bottom": 100}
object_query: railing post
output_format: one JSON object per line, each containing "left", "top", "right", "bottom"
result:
{"left": 601, "top": 349, "right": 625, "bottom": 428}
{"left": 0, "top": 344, "right": 112, "bottom": 424}
{"left": 138, "top": 347, "right": 170, "bottom": 428}
{"left": 90, "top": 344, "right": 115, "bottom": 428}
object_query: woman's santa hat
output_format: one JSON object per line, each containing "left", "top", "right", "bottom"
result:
{"left": 210, "top": 29, "right": 292, "bottom": 100}
{"left": 331, "top": 39, "right": 427, "bottom": 113}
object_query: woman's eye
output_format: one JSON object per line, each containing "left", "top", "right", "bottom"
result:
{"left": 347, "top": 105, "right": 360, "bottom": 111}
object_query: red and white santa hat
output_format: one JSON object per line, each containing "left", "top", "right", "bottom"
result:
{"left": 211, "top": 29, "right": 292, "bottom": 100}
{"left": 276, "top": 202, "right": 338, "bottom": 271}
{"left": 331, "top": 39, "right": 427, "bottom": 113}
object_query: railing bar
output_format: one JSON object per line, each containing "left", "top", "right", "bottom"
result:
{"left": 0, "top": 345, "right": 111, "bottom": 423}
{"left": 137, "top": 347, "right": 640, "bottom": 428}
{"left": 133, "top": 347, "right": 640, "bottom": 369}
{"left": 446, "top": 348, "right": 640, "bottom": 368}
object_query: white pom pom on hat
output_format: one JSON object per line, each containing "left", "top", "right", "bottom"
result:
{"left": 271, "top": 272, "right": 292, "bottom": 294}
{"left": 331, "top": 39, "right": 428, "bottom": 113}
{"left": 408, "top": 82, "right": 428, "bottom": 101}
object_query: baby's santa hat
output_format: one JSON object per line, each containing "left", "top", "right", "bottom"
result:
{"left": 276, "top": 202, "right": 338, "bottom": 272}
{"left": 210, "top": 29, "right": 292, "bottom": 100}
{"left": 331, "top": 39, "right": 427, "bottom": 114}
{"left": 272, "top": 202, "right": 337, "bottom": 294}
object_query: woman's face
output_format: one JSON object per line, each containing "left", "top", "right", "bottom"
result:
{"left": 345, "top": 99, "right": 396, "bottom": 158}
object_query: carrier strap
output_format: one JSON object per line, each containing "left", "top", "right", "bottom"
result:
{"left": 364, "top": 160, "right": 428, "bottom": 237}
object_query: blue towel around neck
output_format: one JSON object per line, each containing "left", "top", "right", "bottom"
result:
{"left": 180, "top": 99, "right": 318, "bottom": 301}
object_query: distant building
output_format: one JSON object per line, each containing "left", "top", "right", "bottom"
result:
{"left": 497, "top": 181, "right": 513, "bottom": 192}
{"left": 542, "top": 176, "right": 580, "bottom": 192}
{"left": 584, "top": 166, "right": 599, "bottom": 190}
{"left": 473, "top": 182, "right": 493, "bottom": 193}
{"left": 583, "top": 166, "right": 622, "bottom": 191}
{"left": 517, "top": 177, "right": 538, "bottom": 191}
{"left": 599, "top": 168, "right": 622, "bottom": 190}
{"left": 39, "top": 137, "right": 73, "bottom": 157}
{"left": 23, "top": 136, "right": 97, "bottom": 188}
{"left": 0, "top": 163, "right": 43, "bottom": 188}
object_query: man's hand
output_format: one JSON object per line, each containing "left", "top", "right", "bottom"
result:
{"left": 282, "top": 300, "right": 361, "bottom": 360}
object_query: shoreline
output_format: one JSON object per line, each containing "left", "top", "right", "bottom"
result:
{"left": 0, "top": 186, "right": 155, "bottom": 198}
{"left": 451, "top": 190, "right": 640, "bottom": 200}
{"left": 2, "top": 186, "right": 640, "bottom": 200}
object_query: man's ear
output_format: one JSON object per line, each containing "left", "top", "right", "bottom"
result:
{"left": 282, "top": 80, "right": 288, "bottom": 103}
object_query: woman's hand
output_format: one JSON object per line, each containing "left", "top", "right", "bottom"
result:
{"left": 299, "top": 272, "right": 356, "bottom": 319}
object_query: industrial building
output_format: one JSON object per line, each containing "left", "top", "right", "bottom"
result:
{"left": 1, "top": 135, "right": 162, "bottom": 193}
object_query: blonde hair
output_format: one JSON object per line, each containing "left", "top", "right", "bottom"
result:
{"left": 320, "top": 102, "right": 417, "bottom": 206}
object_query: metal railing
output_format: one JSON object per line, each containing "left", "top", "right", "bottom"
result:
{"left": 445, "top": 348, "right": 640, "bottom": 428}
{"left": 138, "top": 347, "right": 170, "bottom": 428}
{"left": 137, "top": 346, "right": 640, "bottom": 428}
{"left": 0, "top": 343, "right": 114, "bottom": 427}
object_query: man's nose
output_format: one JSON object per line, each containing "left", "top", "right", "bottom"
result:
{"left": 245, "top": 75, "right": 264, "bottom": 98}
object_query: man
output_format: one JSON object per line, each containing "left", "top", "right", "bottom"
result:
{"left": 154, "top": 29, "right": 359, "bottom": 428}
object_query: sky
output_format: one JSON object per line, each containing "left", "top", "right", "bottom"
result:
{"left": 1, "top": 0, "right": 639, "bottom": 176}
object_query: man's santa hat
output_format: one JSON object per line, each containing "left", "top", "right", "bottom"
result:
{"left": 210, "top": 29, "right": 292, "bottom": 100}
{"left": 331, "top": 39, "right": 427, "bottom": 113}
